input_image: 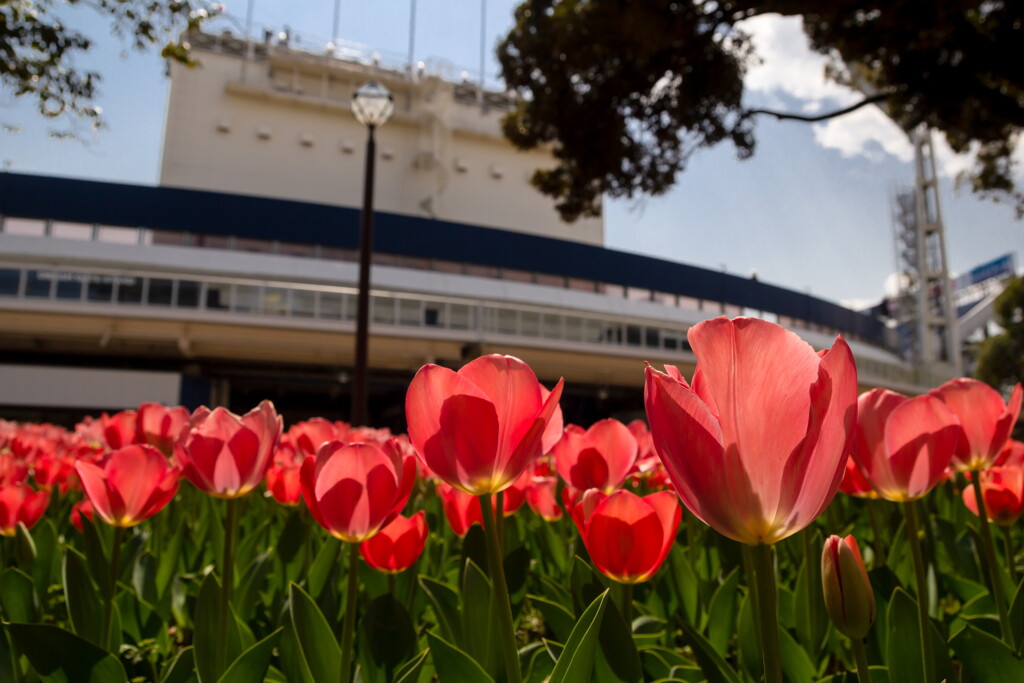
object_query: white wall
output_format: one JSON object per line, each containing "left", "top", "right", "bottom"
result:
{"left": 159, "top": 39, "right": 604, "bottom": 245}
{"left": 0, "top": 365, "right": 180, "bottom": 409}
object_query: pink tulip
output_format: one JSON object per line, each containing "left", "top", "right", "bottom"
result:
{"left": 137, "top": 403, "right": 190, "bottom": 457}
{"left": 850, "top": 389, "right": 961, "bottom": 501}
{"left": 932, "top": 379, "right": 1023, "bottom": 472}
{"left": 644, "top": 317, "right": 857, "bottom": 545}
{"left": 75, "top": 444, "right": 180, "bottom": 527}
{"left": 406, "top": 354, "right": 563, "bottom": 495}
{"left": 174, "top": 400, "right": 282, "bottom": 498}
{"left": 553, "top": 419, "right": 637, "bottom": 493}
{"left": 300, "top": 440, "right": 417, "bottom": 543}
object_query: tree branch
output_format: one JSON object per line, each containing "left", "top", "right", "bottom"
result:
{"left": 742, "top": 91, "right": 892, "bottom": 123}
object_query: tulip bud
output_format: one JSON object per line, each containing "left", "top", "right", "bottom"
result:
{"left": 821, "top": 534, "right": 876, "bottom": 639}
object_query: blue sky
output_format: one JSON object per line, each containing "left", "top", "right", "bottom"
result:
{"left": 1, "top": 1, "right": 1020, "bottom": 307}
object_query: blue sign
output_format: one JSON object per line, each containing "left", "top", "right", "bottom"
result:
{"left": 955, "top": 253, "right": 1015, "bottom": 290}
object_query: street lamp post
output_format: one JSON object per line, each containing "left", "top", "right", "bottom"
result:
{"left": 350, "top": 81, "right": 394, "bottom": 426}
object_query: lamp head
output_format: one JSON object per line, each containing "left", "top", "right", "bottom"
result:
{"left": 351, "top": 81, "right": 394, "bottom": 128}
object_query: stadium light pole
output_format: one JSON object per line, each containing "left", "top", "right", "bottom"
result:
{"left": 350, "top": 81, "right": 394, "bottom": 426}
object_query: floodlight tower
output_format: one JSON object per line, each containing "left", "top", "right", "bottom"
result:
{"left": 891, "top": 127, "right": 962, "bottom": 376}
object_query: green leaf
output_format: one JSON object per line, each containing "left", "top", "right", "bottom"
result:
{"left": 569, "top": 556, "right": 606, "bottom": 618}
{"left": 778, "top": 625, "right": 816, "bottom": 683}
{"left": 420, "top": 575, "right": 462, "bottom": 644}
{"left": 235, "top": 548, "right": 273, "bottom": 622}
{"left": 461, "top": 559, "right": 497, "bottom": 675}
{"left": 794, "top": 556, "right": 828, "bottom": 653}
{"left": 217, "top": 628, "right": 281, "bottom": 683}
{"left": 156, "top": 524, "right": 184, "bottom": 597}
{"left": 951, "top": 623, "right": 1024, "bottom": 682}
{"left": 287, "top": 582, "right": 341, "bottom": 683}
{"left": 593, "top": 592, "right": 642, "bottom": 683}
{"left": 736, "top": 591, "right": 761, "bottom": 680}
{"left": 0, "top": 568, "right": 37, "bottom": 623}
{"left": 63, "top": 548, "right": 104, "bottom": 646}
{"left": 193, "top": 572, "right": 233, "bottom": 683}
{"left": 529, "top": 594, "right": 576, "bottom": 644}
{"left": 426, "top": 631, "right": 494, "bottom": 683}
{"left": 160, "top": 646, "right": 196, "bottom": 683}
{"left": 13, "top": 522, "right": 36, "bottom": 571}
{"left": 308, "top": 538, "right": 341, "bottom": 599}
{"left": 80, "top": 517, "right": 109, "bottom": 581}
{"left": 885, "top": 588, "right": 955, "bottom": 683}
{"left": 705, "top": 567, "right": 739, "bottom": 655}
{"left": 549, "top": 589, "right": 608, "bottom": 683}
{"left": 5, "top": 622, "right": 128, "bottom": 683}
{"left": 359, "top": 593, "right": 417, "bottom": 683}
{"left": 394, "top": 649, "right": 430, "bottom": 683}
{"left": 29, "top": 519, "right": 57, "bottom": 599}
{"left": 679, "top": 620, "right": 742, "bottom": 683}
{"left": 1010, "top": 574, "right": 1024, "bottom": 654}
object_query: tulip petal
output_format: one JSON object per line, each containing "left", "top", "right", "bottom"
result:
{"left": 458, "top": 355, "right": 544, "bottom": 465}
{"left": 883, "top": 396, "right": 959, "bottom": 500}
{"left": 687, "top": 318, "right": 823, "bottom": 529}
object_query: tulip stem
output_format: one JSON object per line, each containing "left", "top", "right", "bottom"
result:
{"left": 480, "top": 493, "right": 522, "bottom": 683}
{"left": 867, "top": 500, "right": 885, "bottom": 564}
{"left": 612, "top": 581, "right": 633, "bottom": 627}
{"left": 1001, "top": 525, "right": 1018, "bottom": 586}
{"left": 971, "top": 482, "right": 1013, "bottom": 644}
{"left": 850, "top": 637, "right": 873, "bottom": 683}
{"left": 741, "top": 544, "right": 764, "bottom": 658}
{"left": 751, "top": 544, "right": 783, "bottom": 683}
{"left": 217, "top": 497, "right": 239, "bottom": 678}
{"left": 903, "top": 500, "right": 935, "bottom": 683}
{"left": 339, "top": 541, "right": 360, "bottom": 683}
{"left": 102, "top": 525, "right": 125, "bottom": 652}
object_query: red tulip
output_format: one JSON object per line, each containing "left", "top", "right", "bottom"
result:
{"left": 0, "top": 453, "right": 28, "bottom": 486}
{"left": 962, "top": 466, "right": 1024, "bottom": 526}
{"left": 644, "top": 317, "right": 858, "bottom": 545}
{"left": 137, "top": 403, "right": 190, "bottom": 457}
{"left": 70, "top": 498, "right": 95, "bottom": 532}
{"left": 405, "top": 354, "right": 563, "bottom": 495}
{"left": 553, "top": 419, "right": 637, "bottom": 493}
{"left": 525, "top": 476, "right": 563, "bottom": 521}
{"left": 437, "top": 482, "right": 483, "bottom": 537}
{"left": 932, "top": 379, "right": 1022, "bottom": 472}
{"left": 300, "top": 440, "right": 417, "bottom": 543}
{"left": 288, "top": 418, "right": 344, "bottom": 459}
{"left": 359, "top": 511, "right": 428, "bottom": 574}
{"left": 821, "top": 534, "right": 876, "bottom": 639}
{"left": 850, "top": 389, "right": 961, "bottom": 501}
{"left": 265, "top": 460, "right": 303, "bottom": 506}
{"left": 174, "top": 401, "right": 282, "bottom": 498}
{"left": 0, "top": 483, "right": 50, "bottom": 536}
{"left": 838, "top": 456, "right": 879, "bottom": 499}
{"left": 996, "top": 439, "right": 1024, "bottom": 468}
{"left": 571, "top": 489, "right": 680, "bottom": 584}
{"left": 74, "top": 445, "right": 179, "bottom": 527}
{"left": 102, "top": 410, "right": 142, "bottom": 449}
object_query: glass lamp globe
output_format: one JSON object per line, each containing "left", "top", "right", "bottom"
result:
{"left": 351, "top": 82, "right": 394, "bottom": 127}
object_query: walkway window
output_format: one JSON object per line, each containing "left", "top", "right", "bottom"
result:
{"left": 177, "top": 281, "right": 200, "bottom": 308}
{"left": 320, "top": 293, "right": 344, "bottom": 319}
{"left": 0, "top": 269, "right": 20, "bottom": 296}
{"left": 148, "top": 279, "right": 174, "bottom": 306}
{"left": 263, "top": 287, "right": 289, "bottom": 316}
{"left": 55, "top": 274, "right": 83, "bottom": 301}
{"left": 25, "top": 271, "right": 53, "bottom": 298}
{"left": 293, "top": 290, "right": 316, "bottom": 317}
{"left": 117, "top": 277, "right": 144, "bottom": 304}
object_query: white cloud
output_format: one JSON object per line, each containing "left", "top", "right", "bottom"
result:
{"left": 738, "top": 14, "right": 981, "bottom": 179}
